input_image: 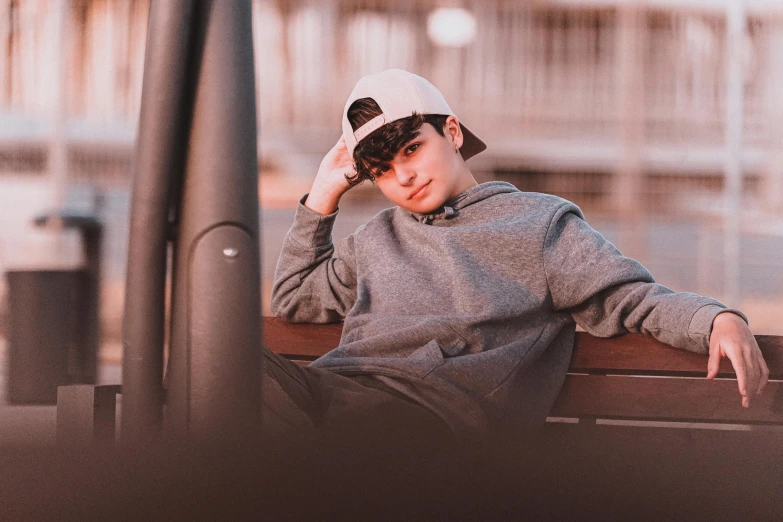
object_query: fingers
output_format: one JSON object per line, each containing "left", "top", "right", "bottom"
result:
{"left": 754, "top": 341, "right": 769, "bottom": 395}
{"left": 737, "top": 342, "right": 766, "bottom": 408}
{"left": 717, "top": 340, "right": 770, "bottom": 409}
{"left": 708, "top": 318, "right": 769, "bottom": 409}
{"left": 759, "top": 362, "right": 769, "bottom": 394}
{"left": 741, "top": 347, "right": 761, "bottom": 409}
{"left": 706, "top": 341, "right": 721, "bottom": 380}
{"left": 723, "top": 344, "right": 751, "bottom": 408}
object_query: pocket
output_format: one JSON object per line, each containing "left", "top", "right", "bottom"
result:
{"left": 409, "top": 339, "right": 446, "bottom": 364}
{"left": 436, "top": 322, "right": 469, "bottom": 357}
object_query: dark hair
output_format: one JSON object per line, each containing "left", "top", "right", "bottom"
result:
{"left": 345, "top": 97, "right": 449, "bottom": 187}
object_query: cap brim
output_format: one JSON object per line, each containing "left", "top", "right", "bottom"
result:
{"left": 459, "top": 123, "right": 487, "bottom": 161}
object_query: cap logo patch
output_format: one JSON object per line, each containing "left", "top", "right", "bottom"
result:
{"left": 353, "top": 114, "right": 387, "bottom": 142}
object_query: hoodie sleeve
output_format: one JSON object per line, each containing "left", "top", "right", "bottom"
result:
{"left": 542, "top": 201, "right": 748, "bottom": 354}
{"left": 270, "top": 194, "right": 358, "bottom": 323}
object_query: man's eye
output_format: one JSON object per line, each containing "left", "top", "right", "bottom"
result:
{"left": 405, "top": 143, "right": 419, "bottom": 155}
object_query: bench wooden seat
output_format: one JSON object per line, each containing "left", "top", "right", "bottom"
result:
{"left": 262, "top": 316, "right": 783, "bottom": 428}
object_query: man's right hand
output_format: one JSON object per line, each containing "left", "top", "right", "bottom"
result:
{"left": 304, "top": 135, "right": 356, "bottom": 215}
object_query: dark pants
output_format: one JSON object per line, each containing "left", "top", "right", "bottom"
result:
{"left": 259, "top": 347, "right": 456, "bottom": 452}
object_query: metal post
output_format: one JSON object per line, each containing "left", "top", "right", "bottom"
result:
{"left": 764, "top": 27, "right": 783, "bottom": 214}
{"left": 723, "top": 0, "right": 745, "bottom": 307}
{"left": 164, "top": 0, "right": 262, "bottom": 442}
{"left": 121, "top": 0, "right": 196, "bottom": 443}
{"left": 49, "top": 0, "right": 70, "bottom": 250}
{"left": 614, "top": 4, "right": 647, "bottom": 264}
{"left": 34, "top": 213, "right": 103, "bottom": 384}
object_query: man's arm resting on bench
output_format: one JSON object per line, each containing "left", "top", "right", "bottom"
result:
{"left": 542, "top": 203, "right": 768, "bottom": 407}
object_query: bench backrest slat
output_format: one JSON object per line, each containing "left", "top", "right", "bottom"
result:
{"left": 551, "top": 374, "right": 783, "bottom": 424}
{"left": 572, "top": 332, "right": 783, "bottom": 378}
{"left": 262, "top": 318, "right": 783, "bottom": 376}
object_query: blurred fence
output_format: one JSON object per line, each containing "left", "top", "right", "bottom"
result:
{"left": 0, "top": 0, "right": 782, "bottom": 338}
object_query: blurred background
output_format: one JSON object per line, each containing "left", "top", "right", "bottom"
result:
{"left": 0, "top": 0, "right": 781, "bottom": 393}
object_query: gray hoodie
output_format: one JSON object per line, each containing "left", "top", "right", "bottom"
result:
{"left": 271, "top": 181, "right": 746, "bottom": 438}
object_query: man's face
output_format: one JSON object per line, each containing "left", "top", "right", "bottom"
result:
{"left": 373, "top": 117, "right": 473, "bottom": 214}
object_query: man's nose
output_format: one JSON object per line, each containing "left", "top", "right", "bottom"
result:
{"left": 393, "top": 165, "right": 415, "bottom": 185}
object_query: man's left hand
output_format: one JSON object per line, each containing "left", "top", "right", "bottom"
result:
{"left": 706, "top": 312, "right": 769, "bottom": 408}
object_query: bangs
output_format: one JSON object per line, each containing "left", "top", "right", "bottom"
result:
{"left": 352, "top": 113, "right": 427, "bottom": 182}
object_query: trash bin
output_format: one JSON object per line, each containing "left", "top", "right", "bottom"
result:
{"left": 5, "top": 270, "right": 85, "bottom": 403}
{"left": 4, "top": 212, "right": 102, "bottom": 404}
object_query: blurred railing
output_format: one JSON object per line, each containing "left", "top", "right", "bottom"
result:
{"left": 1, "top": 0, "right": 782, "bottom": 336}
{"left": 1, "top": 1, "right": 781, "bottom": 151}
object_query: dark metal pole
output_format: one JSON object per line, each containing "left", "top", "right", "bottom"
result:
{"left": 33, "top": 213, "right": 102, "bottom": 385}
{"left": 123, "top": 0, "right": 260, "bottom": 443}
{"left": 164, "top": 0, "right": 262, "bottom": 440}
{"left": 77, "top": 220, "right": 102, "bottom": 384}
{"left": 122, "top": 0, "right": 195, "bottom": 442}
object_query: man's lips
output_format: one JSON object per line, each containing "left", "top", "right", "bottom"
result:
{"left": 408, "top": 181, "right": 430, "bottom": 199}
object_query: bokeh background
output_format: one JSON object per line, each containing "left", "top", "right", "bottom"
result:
{"left": 0, "top": 0, "right": 781, "bottom": 379}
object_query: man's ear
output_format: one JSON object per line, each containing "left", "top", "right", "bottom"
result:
{"left": 445, "top": 115, "right": 464, "bottom": 148}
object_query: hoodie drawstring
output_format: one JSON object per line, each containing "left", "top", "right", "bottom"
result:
{"left": 418, "top": 205, "right": 458, "bottom": 225}
{"left": 410, "top": 181, "right": 519, "bottom": 225}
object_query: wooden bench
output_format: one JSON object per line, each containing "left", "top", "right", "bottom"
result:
{"left": 263, "top": 316, "right": 783, "bottom": 430}
{"left": 59, "top": 318, "right": 783, "bottom": 439}
{"left": 262, "top": 316, "right": 783, "bottom": 517}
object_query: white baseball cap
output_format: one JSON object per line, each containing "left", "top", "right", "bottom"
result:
{"left": 341, "top": 69, "right": 487, "bottom": 161}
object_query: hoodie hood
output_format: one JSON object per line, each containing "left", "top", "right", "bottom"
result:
{"left": 409, "top": 181, "right": 519, "bottom": 224}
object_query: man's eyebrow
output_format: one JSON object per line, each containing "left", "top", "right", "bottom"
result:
{"left": 403, "top": 134, "right": 424, "bottom": 147}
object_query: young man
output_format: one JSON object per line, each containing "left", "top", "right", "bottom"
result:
{"left": 268, "top": 68, "right": 768, "bottom": 445}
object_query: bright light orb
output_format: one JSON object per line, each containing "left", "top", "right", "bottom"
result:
{"left": 427, "top": 8, "right": 477, "bottom": 48}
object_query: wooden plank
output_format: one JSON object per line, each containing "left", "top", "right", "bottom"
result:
{"left": 263, "top": 317, "right": 783, "bottom": 377}
{"left": 550, "top": 374, "right": 783, "bottom": 424}
{"left": 262, "top": 317, "right": 341, "bottom": 359}
{"left": 572, "top": 332, "right": 783, "bottom": 378}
